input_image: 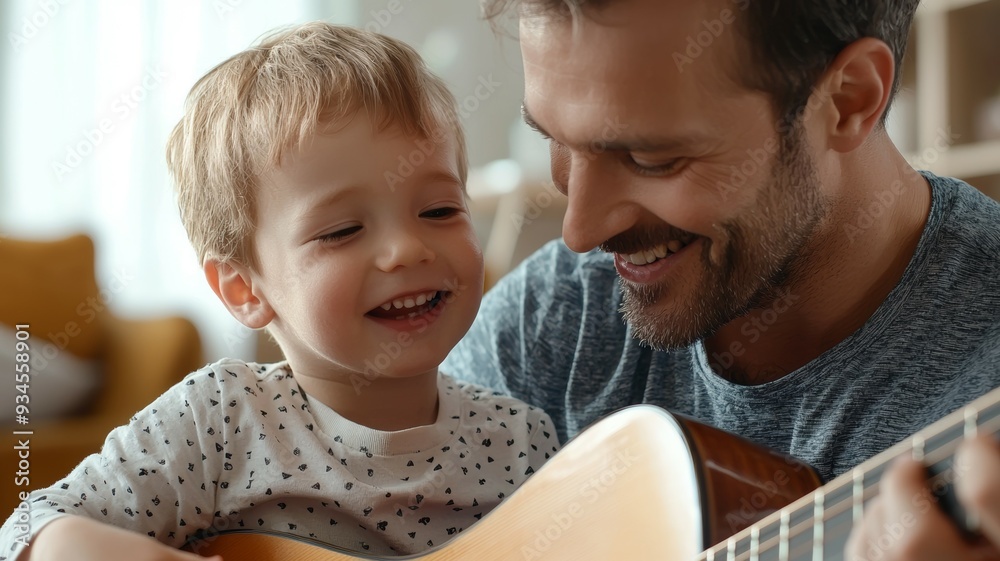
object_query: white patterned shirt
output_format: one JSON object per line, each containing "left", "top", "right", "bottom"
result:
{"left": 0, "top": 359, "right": 560, "bottom": 558}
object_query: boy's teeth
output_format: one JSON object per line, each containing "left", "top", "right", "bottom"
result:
{"left": 382, "top": 291, "right": 440, "bottom": 312}
{"left": 667, "top": 240, "right": 683, "bottom": 253}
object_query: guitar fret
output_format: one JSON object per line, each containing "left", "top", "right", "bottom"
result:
{"left": 852, "top": 467, "right": 864, "bottom": 525}
{"left": 699, "top": 388, "right": 1000, "bottom": 561}
{"left": 965, "top": 406, "right": 979, "bottom": 440}
{"left": 912, "top": 434, "right": 925, "bottom": 462}
{"left": 778, "top": 509, "right": 790, "bottom": 561}
{"left": 813, "top": 491, "right": 824, "bottom": 561}
{"left": 964, "top": 406, "right": 981, "bottom": 533}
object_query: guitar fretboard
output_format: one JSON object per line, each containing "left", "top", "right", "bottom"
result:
{"left": 697, "top": 385, "right": 1000, "bottom": 561}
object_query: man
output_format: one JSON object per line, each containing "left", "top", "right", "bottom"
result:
{"left": 442, "top": 0, "right": 1000, "bottom": 558}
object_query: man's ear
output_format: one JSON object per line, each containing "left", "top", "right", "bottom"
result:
{"left": 203, "top": 258, "right": 275, "bottom": 329}
{"left": 812, "top": 37, "right": 895, "bottom": 153}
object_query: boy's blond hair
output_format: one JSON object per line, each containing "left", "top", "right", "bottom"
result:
{"left": 166, "top": 22, "right": 467, "bottom": 270}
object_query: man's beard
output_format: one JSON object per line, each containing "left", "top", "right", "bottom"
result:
{"left": 612, "top": 121, "right": 828, "bottom": 350}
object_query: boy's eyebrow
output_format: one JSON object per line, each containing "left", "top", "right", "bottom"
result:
{"left": 297, "top": 185, "right": 363, "bottom": 222}
{"left": 521, "top": 100, "right": 710, "bottom": 154}
{"left": 298, "top": 171, "right": 465, "bottom": 221}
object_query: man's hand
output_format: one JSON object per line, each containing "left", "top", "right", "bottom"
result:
{"left": 846, "top": 434, "right": 1000, "bottom": 560}
{"left": 23, "top": 515, "right": 222, "bottom": 561}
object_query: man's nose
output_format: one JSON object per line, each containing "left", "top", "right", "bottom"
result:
{"left": 560, "top": 156, "right": 640, "bottom": 253}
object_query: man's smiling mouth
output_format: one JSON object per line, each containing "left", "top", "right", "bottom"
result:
{"left": 617, "top": 233, "right": 698, "bottom": 266}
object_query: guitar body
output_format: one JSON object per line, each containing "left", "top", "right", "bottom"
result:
{"left": 189, "top": 405, "right": 822, "bottom": 560}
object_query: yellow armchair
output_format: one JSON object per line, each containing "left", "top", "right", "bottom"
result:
{"left": 0, "top": 234, "right": 203, "bottom": 514}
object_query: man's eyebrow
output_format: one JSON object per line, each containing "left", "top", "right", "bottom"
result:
{"left": 521, "top": 100, "right": 707, "bottom": 154}
{"left": 521, "top": 103, "right": 550, "bottom": 138}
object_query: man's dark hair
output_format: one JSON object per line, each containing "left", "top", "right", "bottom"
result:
{"left": 486, "top": 0, "right": 919, "bottom": 127}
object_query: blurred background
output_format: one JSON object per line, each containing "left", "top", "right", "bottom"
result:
{"left": 0, "top": 0, "right": 562, "bottom": 367}
{"left": 1, "top": 0, "right": 999, "bottom": 509}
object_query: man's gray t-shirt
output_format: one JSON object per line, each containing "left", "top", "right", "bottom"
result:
{"left": 443, "top": 172, "right": 1000, "bottom": 482}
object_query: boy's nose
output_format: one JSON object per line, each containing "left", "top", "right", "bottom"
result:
{"left": 375, "top": 230, "right": 435, "bottom": 271}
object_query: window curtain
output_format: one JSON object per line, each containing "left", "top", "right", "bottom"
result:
{"left": 1, "top": 0, "right": 357, "bottom": 361}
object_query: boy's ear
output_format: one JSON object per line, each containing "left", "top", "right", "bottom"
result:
{"left": 203, "top": 258, "right": 275, "bottom": 329}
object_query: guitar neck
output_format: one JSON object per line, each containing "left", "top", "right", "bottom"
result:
{"left": 698, "top": 386, "right": 1000, "bottom": 561}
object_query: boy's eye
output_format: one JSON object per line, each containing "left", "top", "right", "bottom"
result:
{"left": 421, "top": 207, "right": 459, "bottom": 219}
{"left": 318, "top": 225, "right": 361, "bottom": 242}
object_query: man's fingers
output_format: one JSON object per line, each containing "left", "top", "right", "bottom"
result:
{"left": 956, "top": 435, "right": 1000, "bottom": 547}
{"left": 846, "top": 497, "right": 885, "bottom": 558}
{"left": 876, "top": 457, "right": 971, "bottom": 559}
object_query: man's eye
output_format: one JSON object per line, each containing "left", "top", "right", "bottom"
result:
{"left": 627, "top": 157, "right": 683, "bottom": 177}
{"left": 318, "top": 226, "right": 361, "bottom": 242}
{"left": 421, "top": 207, "right": 459, "bottom": 219}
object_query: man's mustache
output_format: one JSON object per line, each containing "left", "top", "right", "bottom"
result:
{"left": 599, "top": 225, "right": 698, "bottom": 255}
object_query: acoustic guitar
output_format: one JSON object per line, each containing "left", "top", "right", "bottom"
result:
{"left": 186, "top": 386, "right": 999, "bottom": 560}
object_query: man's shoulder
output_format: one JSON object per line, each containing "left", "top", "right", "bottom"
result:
{"left": 922, "top": 174, "right": 1000, "bottom": 300}
{"left": 932, "top": 174, "right": 1000, "bottom": 253}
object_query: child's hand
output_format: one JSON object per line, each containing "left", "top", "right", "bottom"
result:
{"left": 24, "top": 516, "right": 222, "bottom": 561}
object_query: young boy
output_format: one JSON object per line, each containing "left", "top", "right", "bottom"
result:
{"left": 0, "top": 22, "right": 559, "bottom": 560}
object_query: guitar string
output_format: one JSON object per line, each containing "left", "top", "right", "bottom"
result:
{"left": 738, "top": 410, "right": 1000, "bottom": 561}
{"left": 708, "top": 440, "right": 981, "bottom": 561}
{"left": 708, "top": 484, "right": 869, "bottom": 561}
{"left": 712, "top": 410, "right": 1000, "bottom": 561}
{"left": 695, "top": 396, "right": 1000, "bottom": 561}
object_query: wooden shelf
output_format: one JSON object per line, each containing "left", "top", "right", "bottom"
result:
{"left": 906, "top": 140, "right": 1000, "bottom": 178}
{"left": 895, "top": 0, "right": 1000, "bottom": 199}
{"left": 919, "top": 0, "right": 992, "bottom": 14}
